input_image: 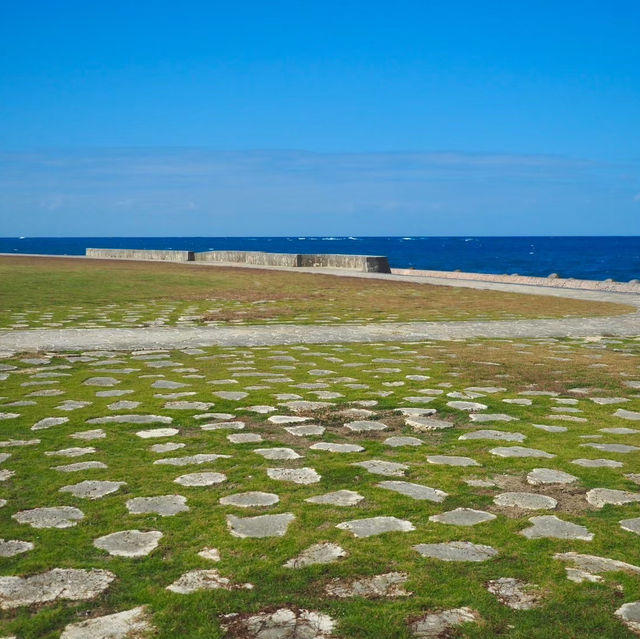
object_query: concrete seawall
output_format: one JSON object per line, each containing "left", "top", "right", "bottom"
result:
{"left": 86, "top": 248, "right": 194, "bottom": 262}
{"left": 85, "top": 248, "right": 391, "bottom": 273}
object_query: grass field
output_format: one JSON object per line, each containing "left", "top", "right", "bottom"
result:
{"left": 0, "top": 336, "right": 639, "bottom": 638}
{"left": 0, "top": 256, "right": 632, "bottom": 329}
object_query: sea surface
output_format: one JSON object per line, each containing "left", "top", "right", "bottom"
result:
{"left": 1, "top": 236, "right": 639, "bottom": 282}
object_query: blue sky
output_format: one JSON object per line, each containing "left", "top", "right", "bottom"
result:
{"left": 1, "top": 1, "right": 639, "bottom": 235}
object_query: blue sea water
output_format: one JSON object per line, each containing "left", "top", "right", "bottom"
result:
{"left": 1, "top": 236, "right": 639, "bottom": 282}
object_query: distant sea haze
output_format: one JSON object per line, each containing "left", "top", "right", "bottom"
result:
{"left": 1, "top": 236, "right": 639, "bottom": 282}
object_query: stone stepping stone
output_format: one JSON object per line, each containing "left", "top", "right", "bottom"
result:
{"left": 70, "top": 429, "right": 106, "bottom": 440}
{"left": 486, "top": 577, "right": 543, "bottom": 610}
{"left": 154, "top": 453, "right": 231, "bottom": 466}
{"left": 494, "top": 492, "right": 557, "bottom": 510}
{"left": 152, "top": 380, "right": 189, "bottom": 389}
{"left": 227, "top": 512, "right": 295, "bottom": 538}
{"left": 531, "top": 423, "right": 567, "bottom": 433}
{"left": 0, "top": 439, "right": 40, "bottom": 447}
{"left": 136, "top": 428, "right": 179, "bottom": 439}
{"left": 107, "top": 400, "right": 141, "bottom": 410}
{"left": 126, "top": 495, "right": 188, "bottom": 516}
{"left": 13, "top": 506, "right": 84, "bottom": 528}
{"left": 213, "top": 391, "right": 248, "bottom": 401}
{"left": 429, "top": 508, "right": 496, "bottom": 526}
{"left": 413, "top": 541, "right": 498, "bottom": 562}
{"left": 404, "top": 396, "right": 437, "bottom": 404}
{"left": 591, "top": 397, "right": 629, "bottom": 405}
{"left": 60, "top": 480, "right": 126, "bottom": 500}
{"left": 352, "top": 460, "right": 408, "bottom": 476}
{"left": 490, "top": 446, "right": 555, "bottom": 459}
{"left": 586, "top": 488, "right": 640, "bottom": 508}
{"left": 95, "top": 389, "right": 134, "bottom": 397}
{"left": 285, "top": 424, "right": 325, "bottom": 437}
{"left": 384, "top": 436, "right": 423, "bottom": 447}
{"left": 220, "top": 491, "right": 279, "bottom": 507}
{"left": 620, "top": 517, "right": 640, "bottom": 535}
{"left": 469, "top": 413, "right": 518, "bottom": 423}
{"left": 228, "top": 433, "right": 262, "bottom": 443}
{"left": 164, "top": 401, "right": 214, "bottom": 411}
{"left": 410, "top": 607, "right": 481, "bottom": 638}
{"left": 27, "top": 389, "right": 64, "bottom": 397}
{"left": 447, "top": 401, "right": 488, "bottom": 411}
{"left": 310, "top": 442, "right": 364, "bottom": 453}
{"left": 88, "top": 414, "right": 172, "bottom": 425}
{"left": 151, "top": 442, "right": 185, "bottom": 453}
{"left": 94, "top": 530, "right": 162, "bottom": 557}
{"left": 32, "top": 416, "right": 69, "bottom": 431}
{"left": 582, "top": 443, "right": 639, "bottom": 453}
{"left": 324, "top": 572, "right": 410, "bottom": 598}
{"left": 427, "top": 455, "right": 480, "bottom": 467}
{"left": 201, "top": 421, "right": 245, "bottom": 431}
{"left": 340, "top": 407, "right": 376, "bottom": 418}
{"left": 459, "top": 430, "right": 525, "bottom": 442}
{"left": 625, "top": 474, "right": 640, "bottom": 485}
{"left": 0, "top": 538, "right": 34, "bottom": 557}
{"left": 57, "top": 400, "right": 92, "bottom": 411}
{"left": 555, "top": 551, "right": 640, "bottom": 581}
{"left": 53, "top": 461, "right": 108, "bottom": 472}
{"left": 174, "top": 472, "right": 227, "bottom": 487}
{"left": 220, "top": 608, "right": 335, "bottom": 639}
{"left": 344, "top": 420, "right": 388, "bottom": 432}
{"left": 198, "top": 547, "right": 221, "bottom": 561}
{"left": 284, "top": 542, "right": 347, "bottom": 568}
{"left": 45, "top": 447, "right": 96, "bottom": 458}
{"left": 267, "top": 467, "right": 321, "bottom": 484}
{"left": 268, "top": 415, "right": 311, "bottom": 424}
{"left": 254, "top": 447, "right": 302, "bottom": 460}
{"left": 281, "top": 400, "right": 332, "bottom": 411}
{"left": 84, "top": 377, "right": 121, "bottom": 387}
{"left": 600, "top": 427, "right": 639, "bottom": 434}
{"left": 466, "top": 478, "right": 495, "bottom": 487}
{"left": 614, "top": 409, "right": 640, "bottom": 420}
{"left": 0, "top": 568, "right": 115, "bottom": 610}
{"left": 305, "top": 490, "right": 364, "bottom": 506}
{"left": 406, "top": 416, "right": 453, "bottom": 431}
{"left": 527, "top": 468, "right": 578, "bottom": 485}
{"left": 377, "top": 481, "right": 447, "bottom": 502}
{"left": 503, "top": 398, "right": 532, "bottom": 405}
{"left": 59, "top": 606, "right": 154, "bottom": 639}
{"left": 572, "top": 458, "right": 623, "bottom": 468}
{"left": 521, "top": 515, "right": 593, "bottom": 541}
{"left": 167, "top": 569, "right": 253, "bottom": 593}
{"left": 336, "top": 516, "right": 414, "bottom": 538}
{"left": 615, "top": 602, "right": 640, "bottom": 635}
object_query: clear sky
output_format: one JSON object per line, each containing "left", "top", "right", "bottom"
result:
{"left": 1, "top": 1, "right": 639, "bottom": 236}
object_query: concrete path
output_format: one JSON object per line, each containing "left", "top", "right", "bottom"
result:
{"left": 1, "top": 264, "right": 638, "bottom": 353}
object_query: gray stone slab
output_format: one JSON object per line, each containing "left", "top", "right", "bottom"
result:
{"left": 427, "top": 455, "right": 480, "bottom": 467}
{"left": 220, "top": 608, "right": 335, "bottom": 639}
{"left": 267, "top": 467, "right": 321, "bottom": 484}
{"left": 32, "top": 416, "right": 69, "bottom": 431}
{"left": 53, "top": 461, "right": 108, "bottom": 472}
{"left": 45, "top": 447, "right": 96, "bottom": 458}
{"left": 384, "top": 436, "right": 423, "bottom": 447}
{"left": 220, "top": 491, "right": 279, "bottom": 507}
{"left": 429, "top": 508, "right": 496, "bottom": 526}
{"left": 305, "top": 490, "right": 364, "bottom": 506}
{"left": 620, "top": 517, "right": 640, "bottom": 535}
{"left": 486, "top": 577, "right": 543, "bottom": 610}
{"left": 447, "top": 401, "right": 488, "bottom": 411}
{"left": 459, "top": 430, "right": 525, "bottom": 442}
{"left": 93, "top": 530, "right": 162, "bottom": 557}
{"left": 87, "top": 414, "right": 172, "bottom": 425}
{"left": 70, "top": 429, "right": 106, "bottom": 440}
{"left": 254, "top": 447, "right": 302, "bottom": 460}
{"left": 586, "top": 488, "right": 640, "bottom": 508}
{"left": 0, "top": 538, "right": 34, "bottom": 557}
{"left": 614, "top": 409, "right": 640, "bottom": 420}
{"left": 59, "top": 606, "right": 154, "bottom": 639}
{"left": 352, "top": 460, "right": 408, "bottom": 476}
{"left": 527, "top": 468, "right": 578, "bottom": 485}
{"left": 59, "top": 480, "right": 126, "bottom": 500}
{"left": 284, "top": 542, "right": 347, "bottom": 568}
{"left": 154, "top": 453, "right": 231, "bottom": 466}
{"left": 174, "top": 472, "right": 227, "bottom": 486}
{"left": 84, "top": 377, "right": 120, "bottom": 387}
{"left": 413, "top": 541, "right": 498, "bottom": 562}
{"left": 13, "top": 506, "right": 84, "bottom": 528}
{"left": 227, "top": 512, "right": 295, "bottom": 538}
{"left": 521, "top": 515, "right": 594, "bottom": 541}
{"left": 377, "top": 480, "right": 447, "bottom": 502}
{"left": 0, "top": 568, "right": 115, "bottom": 610}
{"left": 410, "top": 607, "right": 481, "bottom": 638}
{"left": 494, "top": 492, "right": 557, "bottom": 510}
{"left": 572, "top": 458, "right": 623, "bottom": 468}
{"left": 324, "top": 572, "right": 410, "bottom": 598}
{"left": 582, "top": 443, "right": 639, "bottom": 453}
{"left": 284, "top": 424, "right": 325, "bottom": 437}
{"left": 336, "top": 516, "right": 414, "bottom": 537}
{"left": 615, "top": 602, "right": 640, "bottom": 635}
{"left": 310, "top": 442, "right": 364, "bottom": 453}
{"left": 344, "top": 420, "right": 388, "bottom": 432}
{"left": 406, "top": 416, "right": 453, "bottom": 431}
{"left": 151, "top": 442, "right": 185, "bottom": 453}
{"left": 469, "top": 413, "right": 519, "bottom": 423}
{"left": 126, "top": 495, "right": 188, "bottom": 516}
{"left": 167, "top": 569, "right": 252, "bottom": 593}
{"left": 490, "top": 446, "right": 555, "bottom": 458}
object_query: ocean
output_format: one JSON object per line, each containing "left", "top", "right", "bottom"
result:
{"left": 1, "top": 236, "right": 639, "bottom": 282}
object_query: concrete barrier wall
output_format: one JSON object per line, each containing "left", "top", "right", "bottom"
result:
{"left": 195, "top": 251, "right": 390, "bottom": 272}
{"left": 85, "top": 248, "right": 391, "bottom": 273}
{"left": 194, "top": 250, "right": 301, "bottom": 267}
{"left": 86, "top": 248, "right": 194, "bottom": 262}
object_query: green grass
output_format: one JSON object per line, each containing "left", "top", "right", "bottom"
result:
{"left": 0, "top": 337, "right": 639, "bottom": 637}
{"left": 0, "top": 255, "right": 631, "bottom": 329}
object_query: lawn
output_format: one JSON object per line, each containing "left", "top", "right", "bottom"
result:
{"left": 0, "top": 256, "right": 631, "bottom": 329}
{"left": 0, "top": 336, "right": 639, "bottom": 638}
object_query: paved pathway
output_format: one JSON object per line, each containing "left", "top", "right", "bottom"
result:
{"left": 1, "top": 266, "right": 639, "bottom": 352}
